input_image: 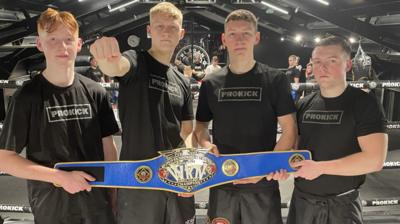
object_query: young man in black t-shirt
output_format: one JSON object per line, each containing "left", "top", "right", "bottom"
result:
{"left": 287, "top": 36, "right": 388, "bottom": 224}
{"left": 194, "top": 10, "right": 297, "bottom": 224}
{"left": 84, "top": 56, "right": 104, "bottom": 82}
{"left": 0, "top": 8, "right": 119, "bottom": 224}
{"left": 286, "top": 55, "right": 303, "bottom": 101}
{"left": 286, "top": 55, "right": 301, "bottom": 84}
{"left": 90, "top": 2, "right": 195, "bottom": 224}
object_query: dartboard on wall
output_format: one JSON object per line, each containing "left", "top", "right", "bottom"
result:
{"left": 175, "top": 45, "right": 210, "bottom": 67}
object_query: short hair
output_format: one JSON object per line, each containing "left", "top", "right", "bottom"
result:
{"left": 149, "top": 2, "right": 183, "bottom": 25}
{"left": 225, "top": 9, "right": 258, "bottom": 31}
{"left": 289, "top": 55, "right": 299, "bottom": 61}
{"left": 212, "top": 56, "right": 218, "bottom": 61}
{"left": 314, "top": 36, "right": 352, "bottom": 58}
{"left": 37, "top": 8, "right": 79, "bottom": 35}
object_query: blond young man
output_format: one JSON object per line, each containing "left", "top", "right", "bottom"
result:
{"left": 0, "top": 8, "right": 119, "bottom": 224}
{"left": 90, "top": 2, "right": 195, "bottom": 224}
{"left": 194, "top": 9, "right": 296, "bottom": 224}
{"left": 288, "top": 36, "right": 388, "bottom": 224}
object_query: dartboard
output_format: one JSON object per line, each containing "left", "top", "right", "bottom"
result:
{"left": 175, "top": 45, "right": 210, "bottom": 67}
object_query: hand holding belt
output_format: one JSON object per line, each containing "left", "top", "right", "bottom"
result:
{"left": 55, "top": 148, "right": 311, "bottom": 193}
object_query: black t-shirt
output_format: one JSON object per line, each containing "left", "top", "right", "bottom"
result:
{"left": 296, "top": 86, "right": 386, "bottom": 196}
{"left": 0, "top": 74, "right": 119, "bottom": 166}
{"left": 117, "top": 50, "right": 193, "bottom": 160}
{"left": 196, "top": 62, "right": 296, "bottom": 191}
{"left": 285, "top": 67, "right": 301, "bottom": 83}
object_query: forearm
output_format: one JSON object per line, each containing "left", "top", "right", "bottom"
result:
{"left": 274, "top": 130, "right": 296, "bottom": 151}
{"left": 180, "top": 129, "right": 191, "bottom": 141}
{"left": 319, "top": 150, "right": 384, "bottom": 176}
{"left": 102, "top": 136, "right": 118, "bottom": 161}
{"left": 194, "top": 124, "right": 212, "bottom": 147}
{"left": 275, "top": 114, "right": 297, "bottom": 151}
{"left": 0, "top": 150, "right": 62, "bottom": 184}
{"left": 180, "top": 120, "right": 193, "bottom": 141}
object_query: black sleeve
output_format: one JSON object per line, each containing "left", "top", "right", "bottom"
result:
{"left": 0, "top": 91, "right": 30, "bottom": 153}
{"left": 181, "top": 80, "right": 194, "bottom": 121}
{"left": 98, "top": 91, "right": 120, "bottom": 137}
{"left": 355, "top": 93, "right": 387, "bottom": 137}
{"left": 196, "top": 81, "right": 213, "bottom": 122}
{"left": 295, "top": 98, "right": 306, "bottom": 136}
{"left": 274, "top": 73, "right": 296, "bottom": 116}
{"left": 116, "top": 50, "right": 138, "bottom": 84}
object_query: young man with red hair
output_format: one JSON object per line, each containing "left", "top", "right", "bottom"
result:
{"left": 0, "top": 8, "right": 119, "bottom": 224}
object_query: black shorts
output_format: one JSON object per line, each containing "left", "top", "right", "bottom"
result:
{"left": 117, "top": 189, "right": 195, "bottom": 224}
{"left": 287, "top": 188, "right": 363, "bottom": 224}
{"left": 207, "top": 188, "right": 283, "bottom": 224}
{"left": 27, "top": 181, "right": 115, "bottom": 224}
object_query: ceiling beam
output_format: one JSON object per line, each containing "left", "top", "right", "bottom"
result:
{"left": 210, "top": 3, "right": 282, "bottom": 38}
{"left": 0, "top": 0, "right": 51, "bottom": 12}
{"left": 0, "top": 15, "right": 38, "bottom": 46}
{"left": 340, "top": 1, "right": 400, "bottom": 18}
{"left": 59, "top": 0, "right": 122, "bottom": 19}
{"left": 281, "top": 0, "right": 400, "bottom": 52}
{"left": 230, "top": 4, "right": 308, "bottom": 34}
{"left": 80, "top": 4, "right": 152, "bottom": 40}
{"left": 0, "top": 0, "right": 122, "bottom": 46}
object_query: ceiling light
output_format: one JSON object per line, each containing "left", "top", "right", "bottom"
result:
{"left": 315, "top": 0, "right": 329, "bottom": 6}
{"left": 314, "top": 37, "right": 321, "bottom": 43}
{"left": 280, "top": 37, "right": 285, "bottom": 42}
{"left": 109, "top": 0, "right": 139, "bottom": 12}
{"left": 349, "top": 37, "right": 356, "bottom": 43}
{"left": 261, "top": 1, "right": 289, "bottom": 15}
{"left": 294, "top": 34, "right": 302, "bottom": 42}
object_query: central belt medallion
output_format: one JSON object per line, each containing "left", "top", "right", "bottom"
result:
{"left": 158, "top": 148, "right": 217, "bottom": 192}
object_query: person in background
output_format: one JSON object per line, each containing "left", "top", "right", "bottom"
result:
{"left": 305, "top": 62, "right": 314, "bottom": 82}
{"left": 84, "top": 56, "right": 105, "bottom": 82}
{"left": 191, "top": 51, "right": 206, "bottom": 81}
{"left": 302, "top": 62, "right": 316, "bottom": 96}
{"left": 286, "top": 55, "right": 303, "bottom": 101}
{"left": 205, "top": 55, "right": 222, "bottom": 76}
{"left": 286, "top": 55, "right": 301, "bottom": 84}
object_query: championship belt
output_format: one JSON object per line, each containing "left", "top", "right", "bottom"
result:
{"left": 55, "top": 148, "right": 311, "bottom": 193}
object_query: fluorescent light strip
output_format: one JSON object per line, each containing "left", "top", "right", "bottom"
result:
{"left": 261, "top": 1, "right": 288, "bottom": 15}
{"left": 109, "top": 0, "right": 139, "bottom": 12}
{"left": 315, "top": 0, "right": 329, "bottom": 6}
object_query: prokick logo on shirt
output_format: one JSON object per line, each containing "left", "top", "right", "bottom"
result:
{"left": 46, "top": 104, "right": 92, "bottom": 123}
{"left": 303, "top": 110, "right": 343, "bottom": 124}
{"left": 218, "top": 87, "right": 262, "bottom": 102}
{"left": 149, "top": 75, "right": 181, "bottom": 98}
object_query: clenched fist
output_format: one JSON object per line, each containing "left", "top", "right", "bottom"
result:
{"left": 90, "top": 37, "right": 121, "bottom": 64}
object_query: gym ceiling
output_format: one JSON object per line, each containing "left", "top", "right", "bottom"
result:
{"left": 0, "top": 0, "right": 399, "bottom": 77}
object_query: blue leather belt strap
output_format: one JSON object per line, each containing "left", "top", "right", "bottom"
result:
{"left": 55, "top": 149, "right": 311, "bottom": 193}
